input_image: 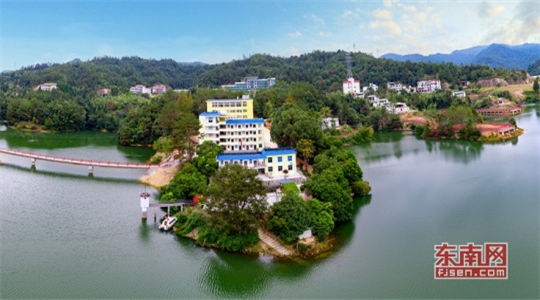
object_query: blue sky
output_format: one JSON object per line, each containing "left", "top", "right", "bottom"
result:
{"left": 1, "top": 0, "right": 539, "bottom": 71}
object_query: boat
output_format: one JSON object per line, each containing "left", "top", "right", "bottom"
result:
{"left": 158, "top": 216, "right": 177, "bottom": 231}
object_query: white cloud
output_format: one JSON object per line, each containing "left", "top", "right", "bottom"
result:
{"left": 288, "top": 31, "right": 302, "bottom": 38}
{"left": 373, "top": 9, "right": 392, "bottom": 20}
{"left": 487, "top": 5, "right": 504, "bottom": 17}
{"left": 318, "top": 31, "right": 332, "bottom": 37}
{"left": 382, "top": 0, "right": 397, "bottom": 8}
{"left": 309, "top": 14, "right": 325, "bottom": 25}
{"left": 370, "top": 20, "right": 402, "bottom": 35}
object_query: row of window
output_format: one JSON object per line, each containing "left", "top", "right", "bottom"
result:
{"left": 267, "top": 155, "right": 294, "bottom": 163}
{"left": 211, "top": 101, "right": 248, "bottom": 107}
{"left": 226, "top": 124, "right": 261, "bottom": 129}
{"left": 268, "top": 165, "right": 293, "bottom": 172}
{"left": 221, "top": 131, "right": 261, "bottom": 136}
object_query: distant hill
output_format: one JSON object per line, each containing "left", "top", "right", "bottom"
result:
{"left": 0, "top": 51, "right": 528, "bottom": 96}
{"left": 382, "top": 43, "right": 540, "bottom": 71}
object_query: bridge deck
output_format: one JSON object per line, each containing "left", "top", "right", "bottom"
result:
{"left": 0, "top": 147, "right": 157, "bottom": 169}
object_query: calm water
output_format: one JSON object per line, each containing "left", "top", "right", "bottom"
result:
{"left": 1, "top": 107, "right": 539, "bottom": 298}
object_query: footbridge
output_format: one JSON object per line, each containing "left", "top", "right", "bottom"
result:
{"left": 0, "top": 147, "right": 159, "bottom": 172}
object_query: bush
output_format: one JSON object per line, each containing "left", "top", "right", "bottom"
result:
{"left": 352, "top": 180, "right": 371, "bottom": 196}
{"left": 197, "top": 225, "right": 259, "bottom": 251}
{"left": 150, "top": 155, "right": 163, "bottom": 164}
{"left": 351, "top": 126, "right": 374, "bottom": 144}
{"left": 175, "top": 211, "right": 205, "bottom": 235}
{"left": 267, "top": 194, "right": 311, "bottom": 244}
{"left": 307, "top": 199, "right": 334, "bottom": 241}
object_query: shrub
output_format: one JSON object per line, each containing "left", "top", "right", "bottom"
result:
{"left": 267, "top": 194, "right": 310, "bottom": 243}
{"left": 352, "top": 180, "right": 371, "bottom": 196}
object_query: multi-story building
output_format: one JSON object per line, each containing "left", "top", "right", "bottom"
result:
{"left": 221, "top": 77, "right": 276, "bottom": 91}
{"left": 199, "top": 112, "right": 264, "bottom": 152}
{"left": 342, "top": 77, "right": 362, "bottom": 97}
{"left": 34, "top": 83, "right": 57, "bottom": 91}
{"left": 417, "top": 80, "right": 441, "bottom": 93}
{"left": 387, "top": 82, "right": 403, "bottom": 92}
{"left": 206, "top": 95, "right": 254, "bottom": 119}
{"left": 151, "top": 84, "right": 167, "bottom": 94}
{"left": 217, "top": 147, "right": 298, "bottom": 178}
{"left": 321, "top": 118, "right": 340, "bottom": 130}
{"left": 130, "top": 84, "right": 151, "bottom": 94}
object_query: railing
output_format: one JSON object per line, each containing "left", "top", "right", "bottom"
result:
{"left": 0, "top": 147, "right": 157, "bottom": 169}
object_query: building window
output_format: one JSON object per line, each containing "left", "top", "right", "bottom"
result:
{"left": 268, "top": 157, "right": 273, "bottom": 163}
{"left": 288, "top": 165, "right": 293, "bottom": 171}
{"left": 278, "top": 166, "right": 283, "bottom": 171}
{"left": 278, "top": 156, "right": 282, "bottom": 162}
{"left": 268, "top": 166, "right": 273, "bottom": 172}
{"left": 288, "top": 155, "right": 292, "bottom": 162}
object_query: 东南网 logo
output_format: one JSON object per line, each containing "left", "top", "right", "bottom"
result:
{"left": 434, "top": 242, "right": 507, "bottom": 279}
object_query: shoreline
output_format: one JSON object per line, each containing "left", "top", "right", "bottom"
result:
{"left": 175, "top": 226, "right": 337, "bottom": 260}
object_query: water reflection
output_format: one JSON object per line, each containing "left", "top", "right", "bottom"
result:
{"left": 0, "top": 129, "right": 118, "bottom": 149}
{"left": 197, "top": 195, "right": 372, "bottom": 297}
{"left": 425, "top": 140, "right": 484, "bottom": 164}
{"left": 139, "top": 221, "right": 150, "bottom": 243}
{"left": 0, "top": 162, "right": 142, "bottom": 185}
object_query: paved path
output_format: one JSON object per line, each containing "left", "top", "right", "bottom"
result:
{"left": 258, "top": 228, "right": 291, "bottom": 256}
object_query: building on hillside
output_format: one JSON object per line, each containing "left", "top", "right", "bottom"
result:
{"left": 452, "top": 91, "right": 466, "bottom": 98}
{"left": 476, "top": 106, "right": 522, "bottom": 117}
{"left": 387, "top": 82, "right": 403, "bottom": 92}
{"left": 417, "top": 79, "right": 441, "bottom": 93}
{"left": 221, "top": 77, "right": 276, "bottom": 91}
{"left": 458, "top": 81, "right": 470, "bottom": 88}
{"left": 198, "top": 112, "right": 264, "bottom": 152}
{"left": 342, "top": 77, "right": 362, "bottom": 97}
{"left": 130, "top": 84, "right": 151, "bottom": 94}
{"left": 34, "top": 83, "right": 57, "bottom": 91}
{"left": 97, "top": 88, "right": 110, "bottom": 96}
{"left": 363, "top": 83, "right": 378, "bottom": 92}
{"left": 367, "top": 95, "right": 390, "bottom": 108}
{"left": 206, "top": 95, "right": 254, "bottom": 119}
{"left": 321, "top": 117, "right": 340, "bottom": 130}
{"left": 216, "top": 147, "right": 303, "bottom": 187}
{"left": 151, "top": 84, "right": 167, "bottom": 94}
{"left": 392, "top": 102, "right": 410, "bottom": 114}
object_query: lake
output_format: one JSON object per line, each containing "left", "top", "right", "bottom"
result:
{"left": 1, "top": 106, "right": 538, "bottom": 298}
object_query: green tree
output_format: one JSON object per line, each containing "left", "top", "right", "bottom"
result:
{"left": 206, "top": 164, "right": 267, "bottom": 236}
{"left": 304, "top": 167, "right": 354, "bottom": 223}
{"left": 267, "top": 193, "right": 311, "bottom": 243}
{"left": 307, "top": 199, "right": 334, "bottom": 240}
{"left": 296, "top": 139, "right": 315, "bottom": 169}
{"left": 192, "top": 141, "right": 223, "bottom": 177}
{"left": 270, "top": 104, "right": 323, "bottom": 148}
{"left": 533, "top": 77, "right": 539, "bottom": 95}
{"left": 160, "top": 163, "right": 207, "bottom": 201}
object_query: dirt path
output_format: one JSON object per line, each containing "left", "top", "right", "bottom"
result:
{"left": 258, "top": 228, "right": 291, "bottom": 256}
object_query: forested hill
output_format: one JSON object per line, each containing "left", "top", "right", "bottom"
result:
{"left": 1, "top": 50, "right": 528, "bottom": 94}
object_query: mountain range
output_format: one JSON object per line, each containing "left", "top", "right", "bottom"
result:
{"left": 382, "top": 43, "right": 540, "bottom": 71}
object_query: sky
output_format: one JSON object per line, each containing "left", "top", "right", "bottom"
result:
{"left": 1, "top": 0, "right": 539, "bottom": 71}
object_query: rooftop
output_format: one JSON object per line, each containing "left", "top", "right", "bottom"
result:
{"left": 217, "top": 152, "right": 265, "bottom": 161}
{"left": 262, "top": 147, "right": 296, "bottom": 156}
{"left": 200, "top": 112, "right": 221, "bottom": 117}
{"left": 207, "top": 97, "right": 252, "bottom": 102}
{"left": 225, "top": 118, "right": 264, "bottom": 124}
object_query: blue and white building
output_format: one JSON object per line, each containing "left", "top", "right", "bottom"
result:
{"left": 221, "top": 76, "right": 276, "bottom": 91}
{"left": 199, "top": 112, "right": 264, "bottom": 152}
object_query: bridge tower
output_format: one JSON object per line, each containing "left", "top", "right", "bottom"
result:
{"left": 140, "top": 192, "right": 150, "bottom": 220}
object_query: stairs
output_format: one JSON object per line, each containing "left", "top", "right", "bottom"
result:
{"left": 258, "top": 228, "right": 291, "bottom": 256}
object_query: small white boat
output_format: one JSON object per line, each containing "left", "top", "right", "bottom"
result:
{"left": 159, "top": 216, "right": 177, "bottom": 231}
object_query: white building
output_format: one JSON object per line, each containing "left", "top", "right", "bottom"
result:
{"left": 342, "top": 77, "right": 362, "bottom": 97}
{"left": 34, "top": 83, "right": 57, "bottom": 91}
{"left": 199, "top": 112, "right": 264, "bottom": 152}
{"left": 130, "top": 84, "right": 151, "bottom": 94}
{"left": 363, "top": 83, "right": 378, "bottom": 92}
{"left": 321, "top": 118, "right": 340, "bottom": 130}
{"left": 151, "top": 84, "right": 167, "bottom": 94}
{"left": 392, "top": 102, "right": 410, "bottom": 114}
{"left": 452, "top": 91, "right": 466, "bottom": 98}
{"left": 417, "top": 80, "right": 441, "bottom": 93}
{"left": 367, "top": 95, "right": 390, "bottom": 108}
{"left": 387, "top": 82, "right": 403, "bottom": 92}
